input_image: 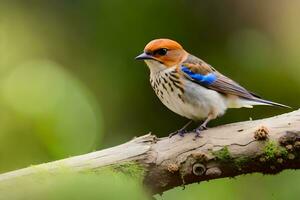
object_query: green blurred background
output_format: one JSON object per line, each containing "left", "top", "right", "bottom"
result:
{"left": 0, "top": 0, "right": 299, "bottom": 199}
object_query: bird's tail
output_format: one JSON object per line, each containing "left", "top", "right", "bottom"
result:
{"left": 251, "top": 98, "right": 291, "bottom": 109}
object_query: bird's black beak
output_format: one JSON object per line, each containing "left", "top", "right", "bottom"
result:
{"left": 135, "top": 52, "right": 154, "bottom": 60}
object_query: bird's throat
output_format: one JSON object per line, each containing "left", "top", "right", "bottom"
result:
{"left": 145, "top": 60, "right": 167, "bottom": 74}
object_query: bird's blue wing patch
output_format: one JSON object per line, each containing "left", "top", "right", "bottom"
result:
{"left": 181, "top": 66, "right": 217, "bottom": 85}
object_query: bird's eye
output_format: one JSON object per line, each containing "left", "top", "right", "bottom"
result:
{"left": 156, "top": 48, "right": 168, "bottom": 56}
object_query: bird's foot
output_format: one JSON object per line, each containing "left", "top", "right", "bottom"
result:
{"left": 169, "top": 129, "right": 188, "bottom": 138}
{"left": 169, "top": 120, "right": 193, "bottom": 138}
{"left": 192, "top": 125, "right": 207, "bottom": 139}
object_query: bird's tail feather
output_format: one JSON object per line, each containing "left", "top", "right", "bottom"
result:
{"left": 251, "top": 98, "right": 291, "bottom": 109}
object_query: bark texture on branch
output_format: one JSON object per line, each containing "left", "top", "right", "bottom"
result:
{"left": 0, "top": 110, "right": 300, "bottom": 195}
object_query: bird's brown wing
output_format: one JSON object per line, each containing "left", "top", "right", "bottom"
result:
{"left": 181, "top": 54, "right": 256, "bottom": 100}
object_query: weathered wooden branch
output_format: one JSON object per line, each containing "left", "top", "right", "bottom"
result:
{"left": 0, "top": 109, "right": 300, "bottom": 195}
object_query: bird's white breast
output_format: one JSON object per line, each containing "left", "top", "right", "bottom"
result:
{"left": 147, "top": 63, "right": 228, "bottom": 121}
{"left": 181, "top": 79, "right": 228, "bottom": 120}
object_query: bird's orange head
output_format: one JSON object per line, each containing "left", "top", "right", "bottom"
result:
{"left": 135, "top": 39, "right": 188, "bottom": 67}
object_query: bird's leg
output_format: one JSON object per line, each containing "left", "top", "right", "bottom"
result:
{"left": 193, "top": 115, "right": 213, "bottom": 138}
{"left": 169, "top": 120, "right": 193, "bottom": 138}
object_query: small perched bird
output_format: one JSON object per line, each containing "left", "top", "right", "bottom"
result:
{"left": 135, "top": 38, "right": 289, "bottom": 137}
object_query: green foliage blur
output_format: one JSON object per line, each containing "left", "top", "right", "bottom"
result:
{"left": 0, "top": 0, "right": 299, "bottom": 199}
{"left": 0, "top": 170, "right": 150, "bottom": 200}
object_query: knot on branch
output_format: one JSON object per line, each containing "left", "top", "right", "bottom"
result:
{"left": 205, "top": 167, "right": 222, "bottom": 177}
{"left": 192, "top": 163, "right": 206, "bottom": 176}
{"left": 279, "top": 131, "right": 300, "bottom": 146}
{"left": 191, "top": 152, "right": 209, "bottom": 161}
{"left": 278, "top": 131, "right": 300, "bottom": 160}
{"left": 294, "top": 141, "right": 300, "bottom": 149}
{"left": 288, "top": 153, "right": 296, "bottom": 160}
{"left": 254, "top": 126, "right": 269, "bottom": 140}
{"left": 167, "top": 163, "right": 179, "bottom": 173}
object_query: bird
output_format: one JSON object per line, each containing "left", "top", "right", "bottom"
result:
{"left": 135, "top": 38, "right": 290, "bottom": 138}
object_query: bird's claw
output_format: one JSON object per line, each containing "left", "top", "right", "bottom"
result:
{"left": 169, "top": 124, "right": 207, "bottom": 139}
{"left": 169, "top": 129, "right": 188, "bottom": 138}
{"left": 192, "top": 125, "right": 207, "bottom": 139}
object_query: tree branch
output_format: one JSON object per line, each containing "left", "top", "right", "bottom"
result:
{"left": 0, "top": 109, "right": 300, "bottom": 195}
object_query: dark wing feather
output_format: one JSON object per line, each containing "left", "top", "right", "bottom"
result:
{"left": 181, "top": 54, "right": 290, "bottom": 108}
{"left": 207, "top": 74, "right": 255, "bottom": 99}
{"left": 182, "top": 54, "right": 255, "bottom": 100}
